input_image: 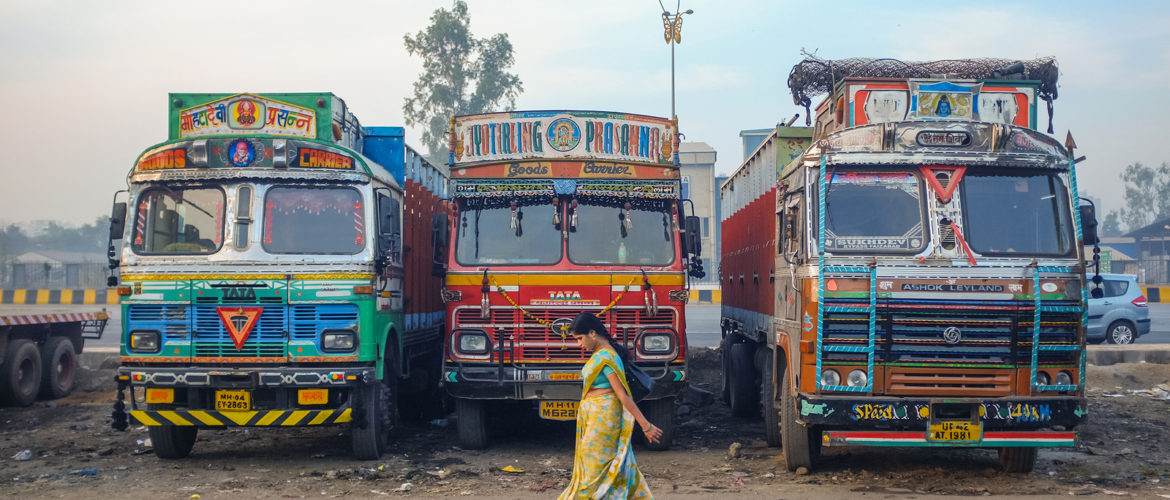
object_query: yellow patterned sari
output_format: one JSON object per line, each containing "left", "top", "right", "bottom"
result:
{"left": 558, "top": 349, "right": 653, "bottom": 500}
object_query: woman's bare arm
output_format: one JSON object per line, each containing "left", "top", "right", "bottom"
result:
{"left": 606, "top": 371, "right": 664, "bottom": 443}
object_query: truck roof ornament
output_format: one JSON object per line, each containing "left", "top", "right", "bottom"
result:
{"left": 787, "top": 56, "right": 1059, "bottom": 132}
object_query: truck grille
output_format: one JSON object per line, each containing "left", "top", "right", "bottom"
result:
{"left": 453, "top": 306, "right": 677, "bottom": 362}
{"left": 126, "top": 305, "right": 188, "bottom": 339}
{"left": 821, "top": 298, "right": 1080, "bottom": 366}
{"left": 290, "top": 304, "right": 360, "bottom": 340}
{"left": 192, "top": 305, "right": 286, "bottom": 357}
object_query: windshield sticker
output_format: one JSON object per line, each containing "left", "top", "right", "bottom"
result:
{"left": 577, "top": 181, "right": 677, "bottom": 199}
{"left": 831, "top": 173, "right": 915, "bottom": 184}
{"left": 454, "top": 181, "right": 554, "bottom": 199}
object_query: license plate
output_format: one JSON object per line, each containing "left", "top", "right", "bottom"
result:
{"left": 539, "top": 401, "right": 577, "bottom": 421}
{"left": 928, "top": 420, "right": 981, "bottom": 442}
{"left": 215, "top": 390, "right": 251, "bottom": 411}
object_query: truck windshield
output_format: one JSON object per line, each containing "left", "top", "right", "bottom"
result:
{"left": 455, "top": 204, "right": 562, "bottom": 265}
{"left": 263, "top": 186, "right": 364, "bottom": 255}
{"left": 568, "top": 204, "right": 675, "bottom": 266}
{"left": 823, "top": 172, "right": 926, "bottom": 252}
{"left": 961, "top": 172, "right": 1074, "bottom": 256}
{"left": 132, "top": 187, "right": 224, "bottom": 255}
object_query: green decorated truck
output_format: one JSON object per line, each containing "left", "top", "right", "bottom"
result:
{"left": 108, "top": 93, "right": 449, "bottom": 459}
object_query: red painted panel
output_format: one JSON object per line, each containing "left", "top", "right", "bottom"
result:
{"left": 404, "top": 179, "right": 450, "bottom": 318}
{"left": 720, "top": 187, "right": 776, "bottom": 316}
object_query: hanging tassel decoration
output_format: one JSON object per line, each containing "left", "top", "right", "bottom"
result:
{"left": 480, "top": 270, "right": 491, "bottom": 319}
{"left": 515, "top": 207, "right": 523, "bottom": 237}
{"left": 623, "top": 202, "right": 633, "bottom": 231}
{"left": 569, "top": 198, "right": 578, "bottom": 232}
{"left": 553, "top": 201, "right": 561, "bottom": 229}
{"left": 509, "top": 201, "right": 518, "bottom": 230}
{"left": 641, "top": 269, "right": 658, "bottom": 317}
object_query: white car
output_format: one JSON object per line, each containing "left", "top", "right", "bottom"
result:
{"left": 1086, "top": 274, "right": 1150, "bottom": 344}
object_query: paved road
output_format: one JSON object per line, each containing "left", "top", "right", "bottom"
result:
{"left": 1139, "top": 301, "right": 1170, "bottom": 343}
{"left": 27, "top": 302, "right": 1170, "bottom": 350}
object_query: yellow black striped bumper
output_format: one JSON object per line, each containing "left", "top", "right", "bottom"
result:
{"left": 129, "top": 408, "right": 352, "bottom": 427}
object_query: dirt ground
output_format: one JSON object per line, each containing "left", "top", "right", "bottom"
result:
{"left": 3, "top": 351, "right": 1170, "bottom": 499}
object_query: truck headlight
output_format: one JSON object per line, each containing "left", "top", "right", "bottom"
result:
{"left": 322, "top": 330, "right": 356, "bottom": 352}
{"left": 640, "top": 333, "right": 673, "bottom": 354}
{"left": 820, "top": 369, "right": 841, "bottom": 388}
{"left": 1054, "top": 371, "right": 1073, "bottom": 386}
{"left": 457, "top": 331, "right": 489, "bottom": 355}
{"left": 1036, "top": 372, "right": 1051, "bottom": 386}
{"left": 847, "top": 369, "right": 869, "bottom": 388}
{"left": 129, "top": 330, "right": 160, "bottom": 353}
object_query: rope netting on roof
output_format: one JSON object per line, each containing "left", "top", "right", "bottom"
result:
{"left": 787, "top": 56, "right": 1060, "bottom": 132}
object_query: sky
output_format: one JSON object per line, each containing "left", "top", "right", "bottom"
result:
{"left": 1, "top": 0, "right": 1167, "bottom": 228}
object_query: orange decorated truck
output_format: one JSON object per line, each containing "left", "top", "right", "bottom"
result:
{"left": 720, "top": 57, "right": 1097, "bottom": 472}
{"left": 441, "top": 111, "right": 701, "bottom": 450}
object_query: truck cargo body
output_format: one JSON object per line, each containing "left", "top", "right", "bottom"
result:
{"left": 0, "top": 306, "right": 107, "bottom": 405}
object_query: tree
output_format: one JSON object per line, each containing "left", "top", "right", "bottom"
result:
{"left": 36, "top": 217, "right": 106, "bottom": 253}
{"left": 403, "top": 1, "right": 523, "bottom": 165}
{"left": 1118, "top": 162, "right": 1170, "bottom": 232}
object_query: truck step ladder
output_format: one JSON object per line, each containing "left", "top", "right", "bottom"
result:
{"left": 1030, "top": 265, "right": 1084, "bottom": 392}
{"left": 816, "top": 155, "right": 876, "bottom": 392}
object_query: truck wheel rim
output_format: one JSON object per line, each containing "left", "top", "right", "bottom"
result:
{"left": 1112, "top": 325, "right": 1133, "bottom": 344}
{"left": 56, "top": 351, "right": 76, "bottom": 387}
{"left": 18, "top": 358, "right": 36, "bottom": 392}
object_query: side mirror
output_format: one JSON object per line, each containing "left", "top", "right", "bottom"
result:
{"left": 377, "top": 196, "right": 397, "bottom": 236}
{"left": 432, "top": 213, "right": 449, "bottom": 277}
{"left": 107, "top": 201, "right": 127, "bottom": 271}
{"left": 1079, "top": 205, "right": 1098, "bottom": 246}
{"left": 684, "top": 215, "right": 701, "bottom": 257}
{"left": 109, "top": 202, "right": 127, "bottom": 240}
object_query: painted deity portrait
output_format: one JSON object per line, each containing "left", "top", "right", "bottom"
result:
{"left": 230, "top": 139, "right": 254, "bottom": 166}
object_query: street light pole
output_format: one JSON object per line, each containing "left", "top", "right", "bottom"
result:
{"left": 660, "top": 1, "right": 692, "bottom": 165}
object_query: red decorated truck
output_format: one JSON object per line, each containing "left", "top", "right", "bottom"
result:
{"left": 441, "top": 111, "right": 701, "bottom": 450}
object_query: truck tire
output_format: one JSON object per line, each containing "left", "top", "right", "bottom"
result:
{"left": 728, "top": 343, "right": 758, "bottom": 417}
{"left": 761, "top": 348, "right": 782, "bottom": 447}
{"left": 640, "top": 396, "right": 676, "bottom": 451}
{"left": 39, "top": 337, "right": 78, "bottom": 400}
{"left": 781, "top": 365, "right": 818, "bottom": 471}
{"left": 351, "top": 381, "right": 390, "bottom": 460}
{"left": 149, "top": 422, "right": 198, "bottom": 459}
{"left": 1105, "top": 321, "right": 1136, "bottom": 345}
{"left": 2, "top": 339, "right": 42, "bottom": 407}
{"left": 998, "top": 447, "right": 1037, "bottom": 473}
{"left": 719, "top": 335, "right": 733, "bottom": 404}
{"left": 455, "top": 398, "right": 489, "bottom": 449}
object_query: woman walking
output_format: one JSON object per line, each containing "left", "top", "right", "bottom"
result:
{"left": 559, "top": 312, "right": 661, "bottom": 500}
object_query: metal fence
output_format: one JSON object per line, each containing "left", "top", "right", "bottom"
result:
{"left": 1136, "top": 258, "right": 1170, "bottom": 285}
{"left": 1, "top": 260, "right": 110, "bottom": 290}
